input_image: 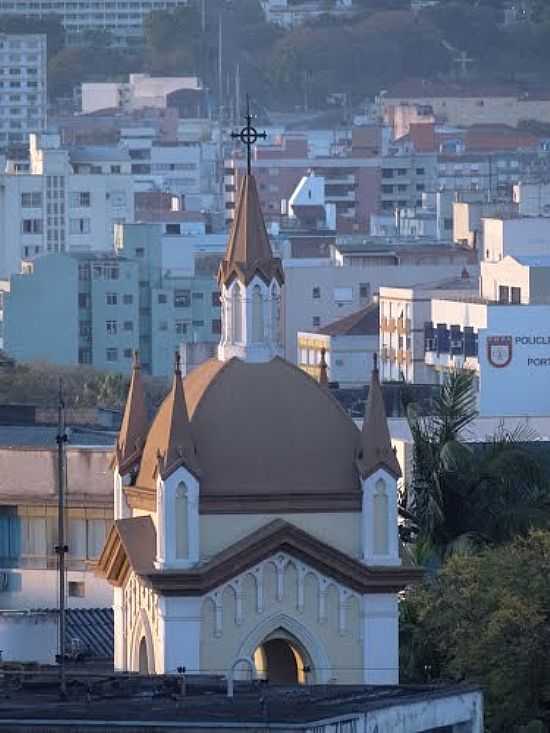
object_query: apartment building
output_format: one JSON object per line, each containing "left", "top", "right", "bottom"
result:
{"left": 3, "top": 223, "right": 223, "bottom": 377}
{"left": 0, "top": 133, "right": 135, "bottom": 278}
{"left": 82, "top": 74, "right": 203, "bottom": 114}
{"left": 0, "top": 1, "right": 188, "bottom": 47}
{"left": 0, "top": 34, "right": 46, "bottom": 148}
{"left": 260, "top": 0, "right": 354, "bottom": 27}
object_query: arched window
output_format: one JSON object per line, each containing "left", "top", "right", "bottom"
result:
{"left": 271, "top": 284, "right": 280, "bottom": 343}
{"left": 252, "top": 285, "right": 264, "bottom": 342}
{"left": 175, "top": 482, "right": 189, "bottom": 559}
{"left": 373, "top": 478, "right": 389, "bottom": 555}
{"left": 232, "top": 283, "right": 242, "bottom": 343}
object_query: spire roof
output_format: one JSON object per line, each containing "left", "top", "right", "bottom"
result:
{"left": 357, "top": 356, "right": 401, "bottom": 480}
{"left": 319, "top": 347, "right": 329, "bottom": 388}
{"left": 116, "top": 351, "right": 148, "bottom": 475}
{"left": 136, "top": 353, "right": 200, "bottom": 488}
{"left": 218, "top": 174, "right": 284, "bottom": 287}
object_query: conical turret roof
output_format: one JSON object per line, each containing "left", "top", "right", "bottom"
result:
{"left": 116, "top": 352, "right": 148, "bottom": 475}
{"left": 357, "top": 357, "right": 401, "bottom": 479}
{"left": 218, "top": 174, "right": 284, "bottom": 287}
{"left": 136, "top": 353, "right": 200, "bottom": 488}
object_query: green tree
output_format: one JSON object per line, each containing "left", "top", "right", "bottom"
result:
{"left": 402, "top": 370, "right": 550, "bottom": 562}
{"left": 401, "top": 531, "right": 550, "bottom": 731}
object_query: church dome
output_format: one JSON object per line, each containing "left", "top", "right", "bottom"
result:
{"left": 137, "top": 356, "right": 362, "bottom": 509}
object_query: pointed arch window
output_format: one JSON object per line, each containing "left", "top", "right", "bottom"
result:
{"left": 373, "top": 478, "right": 389, "bottom": 555}
{"left": 232, "top": 283, "right": 242, "bottom": 343}
{"left": 252, "top": 284, "right": 264, "bottom": 342}
{"left": 271, "top": 283, "right": 280, "bottom": 343}
{"left": 175, "top": 481, "right": 189, "bottom": 559}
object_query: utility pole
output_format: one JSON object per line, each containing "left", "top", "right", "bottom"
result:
{"left": 55, "top": 379, "right": 68, "bottom": 698}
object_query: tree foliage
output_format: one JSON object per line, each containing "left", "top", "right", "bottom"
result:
{"left": 402, "top": 370, "right": 550, "bottom": 562}
{"left": 401, "top": 531, "right": 550, "bottom": 731}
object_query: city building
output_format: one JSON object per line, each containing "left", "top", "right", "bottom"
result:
{"left": 260, "top": 0, "right": 354, "bottom": 27}
{"left": 283, "top": 239, "right": 477, "bottom": 363}
{"left": 0, "top": 132, "right": 135, "bottom": 278}
{"left": 81, "top": 74, "right": 203, "bottom": 114}
{"left": 0, "top": 1, "right": 188, "bottom": 47}
{"left": 2, "top": 223, "right": 223, "bottom": 377}
{"left": 0, "top": 421, "right": 114, "bottom": 663}
{"left": 298, "top": 303, "right": 379, "bottom": 388}
{"left": 97, "top": 172, "right": 421, "bottom": 684}
{"left": 385, "top": 216, "right": 550, "bottom": 416}
{"left": 0, "top": 33, "right": 47, "bottom": 148}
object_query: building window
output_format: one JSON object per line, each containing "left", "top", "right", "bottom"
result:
{"left": 232, "top": 284, "right": 242, "bottom": 342}
{"left": 192, "top": 320, "right": 205, "bottom": 327}
{"left": 312, "top": 286, "right": 321, "bottom": 299}
{"left": 21, "top": 192, "right": 42, "bottom": 207}
{"left": 373, "top": 478, "right": 389, "bottom": 555}
{"left": 158, "top": 293, "right": 167, "bottom": 304}
{"left": 70, "top": 192, "right": 91, "bottom": 207}
{"left": 359, "top": 283, "right": 370, "bottom": 300}
{"left": 211, "top": 291, "right": 221, "bottom": 306}
{"left": 78, "top": 348, "right": 91, "bottom": 364}
{"left": 511, "top": 286, "right": 521, "bottom": 304}
{"left": 68, "top": 581, "right": 85, "bottom": 598}
{"left": 192, "top": 292, "right": 204, "bottom": 300}
{"left": 106, "top": 292, "right": 117, "bottom": 305}
{"left": 78, "top": 293, "right": 90, "bottom": 309}
{"left": 0, "top": 506, "right": 19, "bottom": 562}
{"left": 166, "top": 223, "right": 181, "bottom": 235}
{"left": 312, "top": 316, "right": 321, "bottom": 328}
{"left": 159, "top": 321, "right": 168, "bottom": 331}
{"left": 123, "top": 321, "right": 133, "bottom": 331}
{"left": 69, "top": 218, "right": 91, "bottom": 234}
{"left": 135, "top": 247, "right": 144, "bottom": 258}
{"left": 111, "top": 165, "right": 121, "bottom": 174}
{"left": 21, "top": 218, "right": 42, "bottom": 233}
{"left": 174, "top": 289, "right": 191, "bottom": 308}
{"left": 252, "top": 285, "right": 264, "bottom": 342}
{"left": 123, "top": 294, "right": 133, "bottom": 304}
{"left": 106, "top": 320, "right": 117, "bottom": 335}
{"left": 416, "top": 168, "right": 425, "bottom": 176}
{"left": 175, "top": 320, "right": 187, "bottom": 335}
{"left": 79, "top": 321, "right": 91, "bottom": 338}
{"left": 211, "top": 318, "right": 222, "bottom": 334}
{"left": 123, "top": 348, "right": 133, "bottom": 359}
{"left": 498, "top": 285, "right": 510, "bottom": 304}
{"left": 106, "top": 348, "right": 118, "bottom": 362}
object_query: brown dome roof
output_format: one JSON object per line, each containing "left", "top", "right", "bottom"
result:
{"left": 136, "top": 357, "right": 362, "bottom": 508}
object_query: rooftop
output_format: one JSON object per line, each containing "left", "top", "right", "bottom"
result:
{"left": 69, "top": 146, "right": 131, "bottom": 163}
{"left": 0, "top": 424, "right": 116, "bottom": 448}
{"left": 0, "top": 678, "right": 480, "bottom": 728}
{"left": 318, "top": 303, "right": 379, "bottom": 337}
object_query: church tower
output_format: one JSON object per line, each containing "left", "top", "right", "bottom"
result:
{"left": 217, "top": 174, "right": 285, "bottom": 363}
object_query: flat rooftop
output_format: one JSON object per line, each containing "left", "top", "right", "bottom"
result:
{"left": 0, "top": 676, "right": 480, "bottom": 729}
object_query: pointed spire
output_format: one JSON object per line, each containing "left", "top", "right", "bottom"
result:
{"left": 116, "top": 351, "right": 148, "bottom": 475}
{"left": 137, "top": 352, "right": 200, "bottom": 486}
{"left": 357, "top": 354, "right": 401, "bottom": 479}
{"left": 218, "top": 174, "right": 284, "bottom": 288}
{"left": 319, "top": 347, "right": 329, "bottom": 388}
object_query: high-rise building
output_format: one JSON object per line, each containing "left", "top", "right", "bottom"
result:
{"left": 0, "top": 34, "right": 47, "bottom": 147}
{"left": 0, "top": 1, "right": 188, "bottom": 47}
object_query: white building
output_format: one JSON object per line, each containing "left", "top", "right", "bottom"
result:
{"left": 0, "top": 1, "right": 188, "bottom": 47}
{"left": 261, "top": 0, "right": 354, "bottom": 27}
{"left": 0, "top": 133, "right": 135, "bottom": 278}
{"left": 97, "top": 171, "right": 420, "bottom": 684}
{"left": 0, "top": 34, "right": 47, "bottom": 148}
{"left": 82, "top": 74, "right": 203, "bottom": 114}
{"left": 409, "top": 217, "right": 550, "bottom": 416}
{"left": 297, "top": 302, "right": 379, "bottom": 388}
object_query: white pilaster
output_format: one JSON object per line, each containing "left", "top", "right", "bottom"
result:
{"left": 155, "top": 466, "right": 200, "bottom": 570}
{"left": 114, "top": 467, "right": 131, "bottom": 520}
{"left": 362, "top": 593, "right": 399, "bottom": 685}
{"left": 113, "top": 586, "right": 126, "bottom": 671}
{"left": 156, "top": 596, "right": 202, "bottom": 674}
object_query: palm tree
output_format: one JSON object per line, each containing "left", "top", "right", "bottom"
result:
{"left": 401, "top": 370, "right": 550, "bottom": 563}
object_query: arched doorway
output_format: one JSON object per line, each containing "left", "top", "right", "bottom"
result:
{"left": 138, "top": 637, "right": 149, "bottom": 673}
{"left": 253, "top": 630, "right": 311, "bottom": 684}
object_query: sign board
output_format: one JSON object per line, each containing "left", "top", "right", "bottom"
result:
{"left": 478, "top": 305, "right": 550, "bottom": 416}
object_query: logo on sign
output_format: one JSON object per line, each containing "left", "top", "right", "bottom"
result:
{"left": 487, "top": 335, "right": 513, "bottom": 368}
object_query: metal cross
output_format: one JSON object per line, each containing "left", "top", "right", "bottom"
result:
{"left": 231, "top": 95, "right": 266, "bottom": 175}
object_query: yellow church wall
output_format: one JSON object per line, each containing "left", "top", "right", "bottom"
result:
{"left": 200, "top": 512, "right": 361, "bottom": 561}
{"left": 199, "top": 555, "right": 363, "bottom": 685}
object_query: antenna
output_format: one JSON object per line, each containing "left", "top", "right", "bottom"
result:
{"left": 55, "top": 379, "right": 68, "bottom": 698}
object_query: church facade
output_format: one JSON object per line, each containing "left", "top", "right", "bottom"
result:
{"left": 97, "top": 174, "right": 421, "bottom": 685}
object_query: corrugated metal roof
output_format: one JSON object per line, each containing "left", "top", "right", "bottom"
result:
{"left": 65, "top": 608, "right": 113, "bottom": 659}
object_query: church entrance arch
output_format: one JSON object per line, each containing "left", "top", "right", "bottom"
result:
{"left": 236, "top": 613, "right": 332, "bottom": 684}
{"left": 138, "top": 637, "right": 149, "bottom": 673}
{"left": 131, "top": 608, "right": 155, "bottom": 674}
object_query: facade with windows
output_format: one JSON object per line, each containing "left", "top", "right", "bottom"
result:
{"left": 0, "top": 1, "right": 188, "bottom": 47}
{"left": 3, "top": 224, "right": 223, "bottom": 377}
{"left": 0, "top": 133, "right": 135, "bottom": 279}
{"left": 0, "top": 34, "right": 46, "bottom": 148}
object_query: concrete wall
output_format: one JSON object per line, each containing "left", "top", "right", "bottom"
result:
{"left": 0, "top": 613, "right": 58, "bottom": 663}
{"left": 4, "top": 254, "right": 79, "bottom": 365}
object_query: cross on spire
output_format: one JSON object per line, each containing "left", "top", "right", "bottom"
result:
{"left": 231, "top": 94, "right": 267, "bottom": 175}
